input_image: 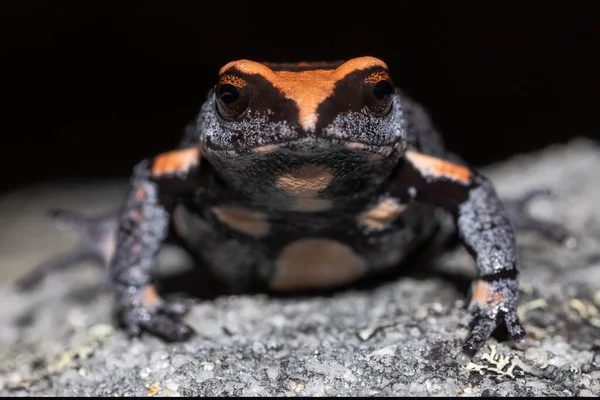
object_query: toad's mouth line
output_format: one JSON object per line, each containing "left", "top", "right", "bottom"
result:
{"left": 206, "top": 137, "right": 401, "bottom": 157}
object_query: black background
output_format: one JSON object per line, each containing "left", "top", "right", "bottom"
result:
{"left": 2, "top": 1, "right": 599, "bottom": 195}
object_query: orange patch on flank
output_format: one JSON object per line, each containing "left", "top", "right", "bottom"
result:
{"left": 151, "top": 147, "right": 200, "bottom": 176}
{"left": 271, "top": 238, "right": 367, "bottom": 291}
{"left": 141, "top": 285, "right": 162, "bottom": 308}
{"left": 405, "top": 151, "right": 472, "bottom": 184}
{"left": 211, "top": 205, "right": 270, "bottom": 237}
{"left": 358, "top": 198, "right": 407, "bottom": 230}
{"left": 219, "top": 56, "right": 388, "bottom": 131}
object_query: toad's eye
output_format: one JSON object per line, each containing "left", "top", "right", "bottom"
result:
{"left": 215, "top": 77, "right": 250, "bottom": 120}
{"left": 363, "top": 74, "right": 394, "bottom": 117}
{"left": 219, "top": 84, "right": 239, "bottom": 103}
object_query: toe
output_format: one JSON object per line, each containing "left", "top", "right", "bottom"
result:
{"left": 504, "top": 310, "right": 528, "bottom": 348}
{"left": 519, "top": 188, "right": 554, "bottom": 205}
{"left": 458, "top": 317, "right": 497, "bottom": 364}
{"left": 144, "top": 313, "right": 195, "bottom": 342}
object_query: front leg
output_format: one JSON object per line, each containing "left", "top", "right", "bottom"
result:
{"left": 111, "top": 147, "right": 210, "bottom": 341}
{"left": 387, "top": 151, "right": 526, "bottom": 364}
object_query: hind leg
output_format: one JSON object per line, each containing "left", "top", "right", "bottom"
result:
{"left": 502, "top": 188, "right": 577, "bottom": 248}
{"left": 439, "top": 148, "right": 575, "bottom": 248}
{"left": 427, "top": 187, "right": 576, "bottom": 255}
{"left": 16, "top": 207, "right": 192, "bottom": 291}
{"left": 16, "top": 209, "right": 118, "bottom": 290}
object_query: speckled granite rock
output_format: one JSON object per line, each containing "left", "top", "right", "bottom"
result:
{"left": 0, "top": 138, "right": 599, "bottom": 396}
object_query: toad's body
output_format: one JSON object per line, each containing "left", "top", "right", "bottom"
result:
{"left": 172, "top": 147, "right": 438, "bottom": 292}
{"left": 20, "top": 57, "right": 572, "bottom": 364}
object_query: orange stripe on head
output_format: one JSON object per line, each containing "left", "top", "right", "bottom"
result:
{"left": 405, "top": 151, "right": 472, "bottom": 184}
{"left": 151, "top": 147, "right": 201, "bottom": 176}
{"left": 219, "top": 56, "right": 388, "bottom": 131}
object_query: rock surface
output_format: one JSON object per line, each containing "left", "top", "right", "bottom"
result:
{"left": 0, "top": 138, "right": 599, "bottom": 396}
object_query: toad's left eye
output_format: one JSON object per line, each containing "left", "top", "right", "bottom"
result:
{"left": 373, "top": 80, "right": 393, "bottom": 101}
{"left": 363, "top": 75, "right": 394, "bottom": 116}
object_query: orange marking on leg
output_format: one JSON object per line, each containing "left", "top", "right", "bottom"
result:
{"left": 469, "top": 280, "right": 504, "bottom": 308}
{"left": 470, "top": 280, "right": 492, "bottom": 306}
{"left": 136, "top": 187, "right": 146, "bottom": 200}
{"left": 406, "top": 151, "right": 472, "bottom": 184}
{"left": 151, "top": 148, "right": 200, "bottom": 176}
{"left": 141, "top": 285, "right": 162, "bottom": 308}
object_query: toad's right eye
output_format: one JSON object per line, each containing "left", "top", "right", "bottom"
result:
{"left": 215, "top": 76, "right": 250, "bottom": 120}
